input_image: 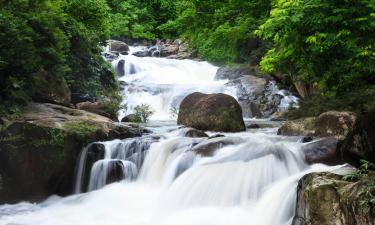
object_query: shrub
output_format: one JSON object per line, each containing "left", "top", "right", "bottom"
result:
{"left": 134, "top": 104, "right": 154, "bottom": 123}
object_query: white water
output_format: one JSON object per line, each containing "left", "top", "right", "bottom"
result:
{"left": 0, "top": 49, "right": 343, "bottom": 225}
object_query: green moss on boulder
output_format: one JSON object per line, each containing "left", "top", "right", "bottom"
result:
{"left": 0, "top": 102, "right": 141, "bottom": 203}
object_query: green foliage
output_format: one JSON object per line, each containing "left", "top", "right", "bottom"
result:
{"left": 31, "top": 129, "right": 65, "bottom": 148}
{"left": 0, "top": 0, "right": 69, "bottom": 111}
{"left": 256, "top": 0, "right": 375, "bottom": 95}
{"left": 159, "top": 0, "right": 271, "bottom": 63}
{"left": 0, "top": 0, "right": 121, "bottom": 117}
{"left": 344, "top": 160, "right": 375, "bottom": 213}
{"left": 134, "top": 104, "right": 155, "bottom": 123}
{"left": 63, "top": 121, "right": 99, "bottom": 138}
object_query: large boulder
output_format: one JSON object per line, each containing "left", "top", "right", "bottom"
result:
{"left": 217, "top": 64, "right": 290, "bottom": 118}
{"left": 177, "top": 92, "right": 245, "bottom": 132}
{"left": 227, "top": 75, "right": 282, "bottom": 117}
{"left": 0, "top": 103, "right": 141, "bottom": 203}
{"left": 293, "top": 172, "right": 375, "bottom": 225}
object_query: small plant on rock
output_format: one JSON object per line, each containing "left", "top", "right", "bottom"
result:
{"left": 344, "top": 160, "right": 375, "bottom": 213}
{"left": 134, "top": 104, "right": 154, "bottom": 123}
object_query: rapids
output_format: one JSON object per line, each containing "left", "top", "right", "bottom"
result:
{"left": 0, "top": 48, "right": 344, "bottom": 225}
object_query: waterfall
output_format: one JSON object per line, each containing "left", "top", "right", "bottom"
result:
{"left": 0, "top": 47, "right": 342, "bottom": 225}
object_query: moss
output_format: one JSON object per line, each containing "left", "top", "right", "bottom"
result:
{"left": 30, "top": 129, "right": 66, "bottom": 148}
{"left": 63, "top": 121, "right": 99, "bottom": 139}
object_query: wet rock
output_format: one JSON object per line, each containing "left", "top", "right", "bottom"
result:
{"left": 227, "top": 76, "right": 282, "bottom": 118}
{"left": 214, "top": 65, "right": 260, "bottom": 81}
{"left": 177, "top": 92, "right": 245, "bottom": 132}
{"left": 302, "top": 137, "right": 342, "bottom": 165}
{"left": 102, "top": 52, "right": 119, "bottom": 61}
{"left": 116, "top": 59, "right": 125, "bottom": 76}
{"left": 109, "top": 40, "right": 129, "bottom": 53}
{"left": 300, "top": 136, "right": 313, "bottom": 143}
{"left": 0, "top": 103, "right": 141, "bottom": 203}
{"left": 105, "top": 160, "right": 126, "bottom": 184}
{"left": 191, "top": 136, "right": 239, "bottom": 156}
{"left": 292, "top": 172, "right": 375, "bottom": 225}
{"left": 180, "top": 128, "right": 208, "bottom": 138}
{"left": 208, "top": 134, "right": 225, "bottom": 139}
{"left": 132, "top": 50, "right": 150, "bottom": 57}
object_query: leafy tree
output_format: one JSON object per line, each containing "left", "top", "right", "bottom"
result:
{"left": 256, "top": 0, "right": 375, "bottom": 95}
{"left": 134, "top": 104, "right": 155, "bottom": 123}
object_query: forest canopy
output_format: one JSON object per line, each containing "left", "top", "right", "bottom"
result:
{"left": 0, "top": 0, "right": 374, "bottom": 118}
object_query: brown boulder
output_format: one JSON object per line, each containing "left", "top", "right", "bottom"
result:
{"left": 293, "top": 172, "right": 375, "bottom": 225}
{"left": 177, "top": 92, "right": 245, "bottom": 132}
{"left": 109, "top": 40, "right": 129, "bottom": 53}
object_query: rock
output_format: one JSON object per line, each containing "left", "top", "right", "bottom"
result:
{"left": 109, "top": 40, "right": 129, "bottom": 53}
{"left": 191, "top": 136, "right": 240, "bottom": 156}
{"left": 314, "top": 111, "right": 357, "bottom": 138}
{"left": 105, "top": 160, "right": 127, "bottom": 184}
{"left": 302, "top": 137, "right": 342, "bottom": 165}
{"left": 32, "top": 72, "right": 71, "bottom": 106}
{"left": 132, "top": 50, "right": 150, "bottom": 57}
{"left": 300, "top": 136, "right": 314, "bottom": 143}
{"left": 227, "top": 75, "right": 282, "bottom": 118}
{"left": 102, "top": 52, "right": 119, "bottom": 61}
{"left": 177, "top": 92, "right": 245, "bottom": 132}
{"left": 121, "top": 114, "right": 142, "bottom": 123}
{"left": 214, "top": 65, "right": 260, "bottom": 80}
{"left": 179, "top": 127, "right": 208, "bottom": 138}
{"left": 292, "top": 172, "right": 375, "bottom": 225}
{"left": 116, "top": 59, "right": 125, "bottom": 76}
{"left": 278, "top": 117, "right": 316, "bottom": 136}
{"left": 208, "top": 134, "right": 225, "bottom": 139}
{"left": 279, "top": 111, "right": 374, "bottom": 165}
{"left": 0, "top": 103, "right": 141, "bottom": 203}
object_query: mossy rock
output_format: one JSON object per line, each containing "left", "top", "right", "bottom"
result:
{"left": 177, "top": 92, "right": 245, "bottom": 132}
{"left": 0, "top": 102, "right": 141, "bottom": 203}
{"left": 293, "top": 172, "right": 375, "bottom": 225}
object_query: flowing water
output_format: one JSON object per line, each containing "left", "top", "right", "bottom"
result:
{"left": 0, "top": 48, "right": 343, "bottom": 225}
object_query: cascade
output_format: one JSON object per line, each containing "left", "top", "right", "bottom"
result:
{"left": 0, "top": 47, "right": 343, "bottom": 225}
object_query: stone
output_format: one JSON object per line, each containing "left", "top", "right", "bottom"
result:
{"left": 109, "top": 40, "right": 129, "bottom": 53}
{"left": 302, "top": 137, "right": 342, "bottom": 165}
{"left": 71, "top": 93, "right": 96, "bottom": 105}
{"left": 116, "top": 59, "right": 125, "bottom": 76}
{"left": 191, "top": 136, "right": 241, "bottom": 156}
{"left": 292, "top": 172, "right": 375, "bottom": 225}
{"left": 314, "top": 111, "right": 357, "bottom": 138}
{"left": 0, "top": 103, "right": 141, "bottom": 203}
{"left": 179, "top": 127, "right": 208, "bottom": 138}
{"left": 177, "top": 92, "right": 245, "bottom": 132}
{"left": 277, "top": 117, "right": 316, "bottom": 136}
